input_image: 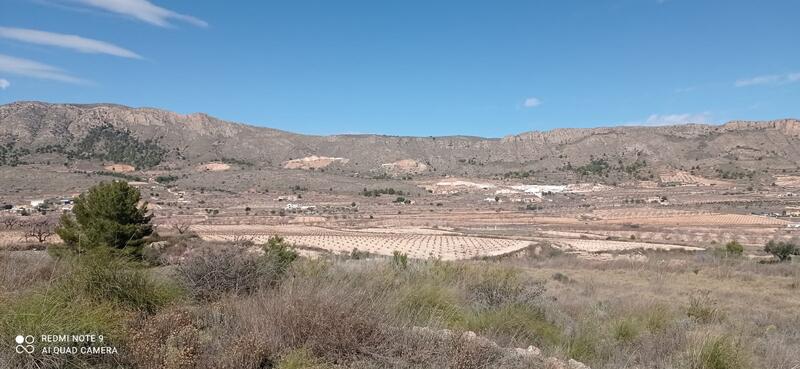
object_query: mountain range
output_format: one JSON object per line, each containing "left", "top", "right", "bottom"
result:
{"left": 2, "top": 101, "right": 799, "bottom": 181}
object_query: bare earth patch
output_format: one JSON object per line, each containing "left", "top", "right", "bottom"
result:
{"left": 381, "top": 159, "right": 429, "bottom": 174}
{"left": 104, "top": 164, "right": 135, "bottom": 172}
{"left": 774, "top": 175, "right": 800, "bottom": 187}
{"left": 283, "top": 155, "right": 349, "bottom": 170}
{"left": 196, "top": 162, "right": 231, "bottom": 171}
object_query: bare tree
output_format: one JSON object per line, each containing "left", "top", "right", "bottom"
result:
{"left": 22, "top": 216, "right": 57, "bottom": 243}
{"left": 172, "top": 220, "right": 192, "bottom": 235}
{"left": 1, "top": 215, "right": 20, "bottom": 230}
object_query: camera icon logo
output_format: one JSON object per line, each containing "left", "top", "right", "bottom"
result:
{"left": 15, "top": 335, "right": 35, "bottom": 354}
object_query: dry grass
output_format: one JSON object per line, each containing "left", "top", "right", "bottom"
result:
{"left": 0, "top": 251, "right": 64, "bottom": 298}
{"left": 506, "top": 250, "right": 800, "bottom": 369}
{"left": 2, "top": 244, "right": 798, "bottom": 369}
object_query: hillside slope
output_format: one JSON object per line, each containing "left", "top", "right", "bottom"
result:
{"left": 1, "top": 101, "right": 799, "bottom": 179}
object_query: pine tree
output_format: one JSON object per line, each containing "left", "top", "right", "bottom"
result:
{"left": 57, "top": 181, "right": 152, "bottom": 257}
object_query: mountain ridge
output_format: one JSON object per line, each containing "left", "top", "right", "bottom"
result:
{"left": 2, "top": 101, "right": 799, "bottom": 180}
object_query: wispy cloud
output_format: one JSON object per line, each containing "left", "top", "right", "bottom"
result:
{"left": 69, "top": 0, "right": 207, "bottom": 27}
{"left": 735, "top": 72, "right": 800, "bottom": 87}
{"left": 0, "top": 78, "right": 9, "bottom": 90}
{"left": 0, "top": 26, "right": 141, "bottom": 59}
{"left": 623, "top": 112, "right": 712, "bottom": 126}
{"left": 0, "top": 54, "right": 86, "bottom": 84}
{"left": 523, "top": 97, "right": 542, "bottom": 108}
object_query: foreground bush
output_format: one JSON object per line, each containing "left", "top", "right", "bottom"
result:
{"left": 0, "top": 251, "right": 178, "bottom": 368}
{"left": 72, "top": 252, "right": 181, "bottom": 313}
{"left": 126, "top": 264, "right": 550, "bottom": 369}
{"left": 0, "top": 291, "right": 125, "bottom": 369}
{"left": 177, "top": 236, "right": 298, "bottom": 301}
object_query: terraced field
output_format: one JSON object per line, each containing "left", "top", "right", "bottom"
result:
{"left": 553, "top": 238, "right": 704, "bottom": 252}
{"left": 194, "top": 225, "right": 531, "bottom": 260}
{"left": 596, "top": 212, "right": 788, "bottom": 226}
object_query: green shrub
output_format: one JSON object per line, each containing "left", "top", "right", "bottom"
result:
{"left": 764, "top": 240, "right": 799, "bottom": 262}
{"left": 278, "top": 348, "right": 330, "bottom": 369}
{"left": 398, "top": 283, "right": 465, "bottom": 326}
{"left": 0, "top": 252, "right": 172, "bottom": 368}
{"left": 155, "top": 174, "right": 179, "bottom": 183}
{"left": 263, "top": 236, "right": 299, "bottom": 274}
{"left": 0, "top": 291, "right": 125, "bottom": 369}
{"left": 392, "top": 251, "right": 408, "bottom": 269}
{"left": 465, "top": 304, "right": 561, "bottom": 347}
{"left": 691, "top": 335, "right": 749, "bottom": 369}
{"left": 57, "top": 181, "right": 153, "bottom": 257}
{"left": 611, "top": 318, "right": 640, "bottom": 343}
{"left": 687, "top": 291, "right": 721, "bottom": 324}
{"left": 723, "top": 241, "right": 744, "bottom": 256}
{"left": 564, "top": 322, "right": 602, "bottom": 364}
{"left": 643, "top": 304, "right": 673, "bottom": 333}
{"left": 72, "top": 252, "right": 180, "bottom": 313}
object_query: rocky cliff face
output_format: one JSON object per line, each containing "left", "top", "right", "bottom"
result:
{"left": 1, "top": 101, "right": 798, "bottom": 177}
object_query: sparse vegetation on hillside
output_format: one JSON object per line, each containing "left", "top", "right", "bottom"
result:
{"left": 95, "top": 170, "right": 144, "bottom": 182}
{"left": 361, "top": 187, "right": 407, "bottom": 197}
{"left": 0, "top": 142, "right": 30, "bottom": 166}
{"left": 155, "top": 174, "right": 179, "bottom": 184}
{"left": 575, "top": 158, "right": 610, "bottom": 176}
{"left": 500, "top": 169, "right": 535, "bottom": 179}
{"left": 28, "top": 124, "right": 168, "bottom": 169}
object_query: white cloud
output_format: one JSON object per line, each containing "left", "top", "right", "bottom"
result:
{"left": 735, "top": 72, "right": 800, "bottom": 87}
{"left": 642, "top": 112, "right": 711, "bottom": 126}
{"left": 0, "top": 27, "right": 141, "bottom": 59}
{"left": 622, "top": 112, "right": 712, "bottom": 127}
{"left": 0, "top": 54, "right": 86, "bottom": 84}
{"left": 71, "top": 0, "right": 207, "bottom": 27}
{"left": 523, "top": 97, "right": 542, "bottom": 108}
{"left": 0, "top": 78, "right": 9, "bottom": 90}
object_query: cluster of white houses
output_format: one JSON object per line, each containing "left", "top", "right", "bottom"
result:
{"left": 1, "top": 197, "right": 75, "bottom": 215}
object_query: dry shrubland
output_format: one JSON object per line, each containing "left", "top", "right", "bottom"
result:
{"left": 1, "top": 239, "right": 799, "bottom": 369}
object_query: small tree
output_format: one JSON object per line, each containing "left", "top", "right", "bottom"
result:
{"left": 263, "top": 236, "right": 298, "bottom": 274}
{"left": 764, "top": 240, "right": 799, "bottom": 262}
{"left": 724, "top": 241, "right": 744, "bottom": 256}
{"left": 57, "top": 181, "right": 153, "bottom": 256}
{"left": 23, "top": 216, "right": 56, "bottom": 243}
{"left": 171, "top": 220, "right": 192, "bottom": 235}
{"left": 1, "top": 214, "right": 20, "bottom": 230}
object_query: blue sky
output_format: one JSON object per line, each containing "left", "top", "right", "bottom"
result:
{"left": 1, "top": 0, "right": 798, "bottom": 137}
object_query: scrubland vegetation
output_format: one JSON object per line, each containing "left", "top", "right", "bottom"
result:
{"left": 1, "top": 182, "right": 799, "bottom": 369}
{"left": 3, "top": 241, "right": 799, "bottom": 368}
